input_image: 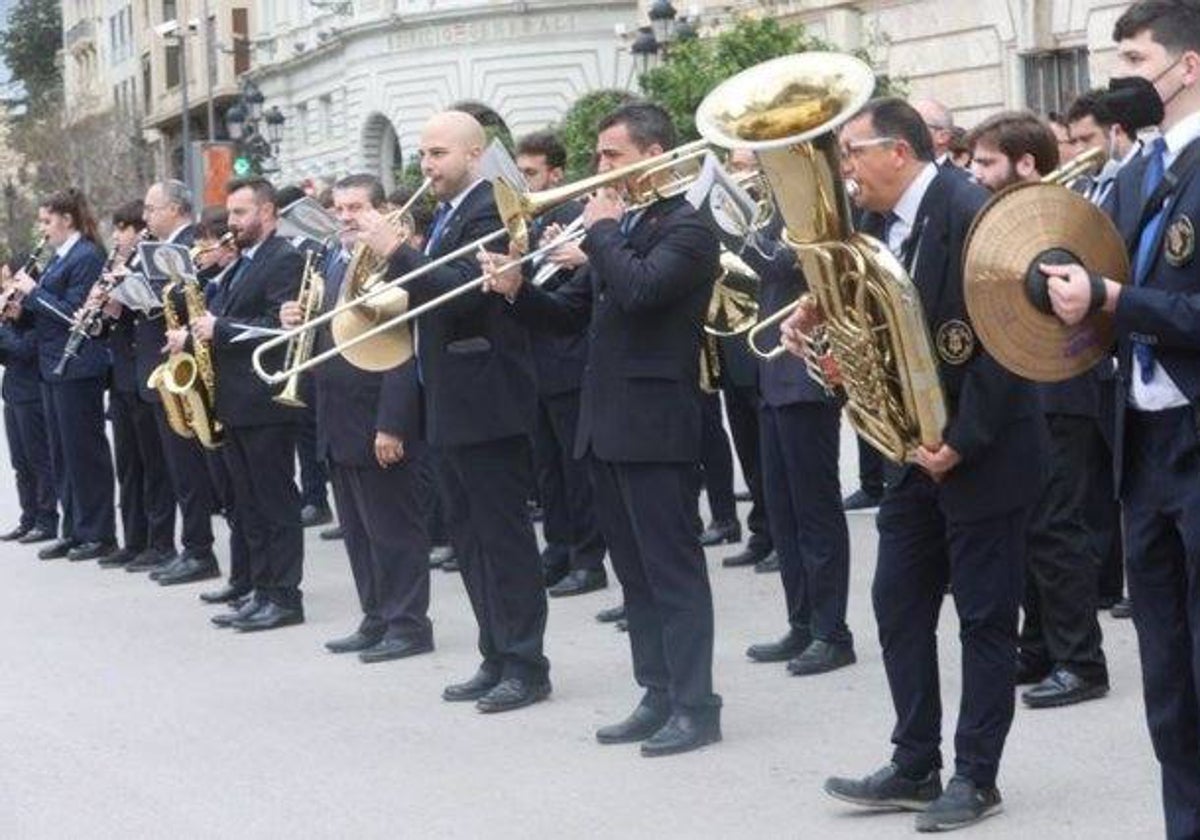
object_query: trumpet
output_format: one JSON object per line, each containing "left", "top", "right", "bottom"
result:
{"left": 251, "top": 142, "right": 722, "bottom": 384}
{"left": 189, "top": 232, "right": 236, "bottom": 264}
{"left": 273, "top": 247, "right": 327, "bottom": 407}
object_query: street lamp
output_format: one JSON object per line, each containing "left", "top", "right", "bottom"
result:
{"left": 225, "top": 80, "right": 287, "bottom": 175}
{"left": 630, "top": 26, "right": 660, "bottom": 75}
{"left": 648, "top": 0, "right": 677, "bottom": 46}
{"left": 264, "top": 106, "right": 286, "bottom": 146}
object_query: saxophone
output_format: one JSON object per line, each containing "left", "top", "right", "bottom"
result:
{"left": 163, "top": 274, "right": 223, "bottom": 449}
{"left": 146, "top": 279, "right": 196, "bottom": 441}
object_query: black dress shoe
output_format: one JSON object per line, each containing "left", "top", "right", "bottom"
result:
{"left": 17, "top": 526, "right": 56, "bottom": 545}
{"left": 443, "top": 668, "right": 501, "bottom": 702}
{"left": 359, "top": 636, "right": 434, "bottom": 663}
{"left": 319, "top": 525, "right": 344, "bottom": 541}
{"left": 722, "top": 546, "right": 769, "bottom": 568}
{"left": 200, "top": 583, "right": 251, "bottom": 605}
{"left": 747, "top": 629, "right": 812, "bottom": 663}
{"left": 149, "top": 554, "right": 187, "bottom": 581}
{"left": 541, "top": 547, "right": 569, "bottom": 588}
{"left": 212, "top": 594, "right": 266, "bottom": 627}
{"left": 97, "top": 547, "right": 139, "bottom": 568}
{"left": 1015, "top": 657, "right": 1052, "bottom": 686}
{"left": 37, "top": 538, "right": 76, "bottom": 560}
{"left": 476, "top": 677, "right": 551, "bottom": 713}
{"left": 548, "top": 568, "right": 607, "bottom": 598}
{"left": 68, "top": 541, "right": 118, "bottom": 562}
{"left": 0, "top": 524, "right": 31, "bottom": 541}
{"left": 1111, "top": 597, "right": 1133, "bottom": 619}
{"left": 126, "top": 547, "right": 175, "bottom": 573}
{"left": 1021, "top": 667, "right": 1109, "bottom": 709}
{"left": 232, "top": 602, "right": 305, "bottom": 632}
{"left": 157, "top": 553, "right": 221, "bottom": 586}
{"left": 698, "top": 519, "right": 741, "bottom": 546}
{"left": 325, "top": 629, "right": 383, "bottom": 654}
{"left": 787, "top": 640, "right": 856, "bottom": 676}
{"left": 824, "top": 762, "right": 943, "bottom": 811}
{"left": 640, "top": 709, "right": 721, "bottom": 757}
{"left": 300, "top": 504, "right": 333, "bottom": 528}
{"left": 596, "top": 696, "right": 671, "bottom": 744}
{"left": 429, "top": 545, "right": 454, "bottom": 569}
{"left": 754, "top": 551, "right": 781, "bottom": 574}
{"left": 596, "top": 604, "right": 626, "bottom": 623}
{"left": 915, "top": 776, "right": 1002, "bottom": 832}
{"left": 843, "top": 488, "right": 884, "bottom": 511}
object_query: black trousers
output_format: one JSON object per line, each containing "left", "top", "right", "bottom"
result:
{"left": 1020, "top": 414, "right": 1107, "bottom": 680}
{"left": 440, "top": 435, "right": 548, "bottom": 682}
{"left": 1123, "top": 407, "right": 1200, "bottom": 840}
{"left": 760, "top": 402, "right": 851, "bottom": 642}
{"left": 874, "top": 472, "right": 1028, "bottom": 788}
{"left": 4, "top": 399, "right": 57, "bottom": 532}
{"left": 220, "top": 424, "right": 303, "bottom": 607}
{"left": 591, "top": 457, "right": 719, "bottom": 712}
{"left": 111, "top": 390, "right": 175, "bottom": 553}
{"left": 1090, "top": 379, "right": 1125, "bottom": 600}
{"left": 723, "top": 384, "right": 771, "bottom": 552}
{"left": 296, "top": 403, "right": 329, "bottom": 510}
{"left": 44, "top": 378, "right": 115, "bottom": 544}
{"left": 155, "top": 406, "right": 215, "bottom": 553}
{"left": 534, "top": 390, "right": 605, "bottom": 571}
{"left": 858, "top": 435, "right": 885, "bottom": 495}
{"left": 422, "top": 449, "right": 450, "bottom": 547}
{"left": 331, "top": 458, "right": 431, "bottom": 642}
{"left": 698, "top": 392, "right": 736, "bottom": 524}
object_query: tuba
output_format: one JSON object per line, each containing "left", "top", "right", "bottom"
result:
{"left": 696, "top": 53, "right": 946, "bottom": 464}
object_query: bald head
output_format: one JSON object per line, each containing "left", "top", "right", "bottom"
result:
{"left": 913, "top": 99, "right": 955, "bottom": 159}
{"left": 420, "top": 110, "right": 487, "bottom": 200}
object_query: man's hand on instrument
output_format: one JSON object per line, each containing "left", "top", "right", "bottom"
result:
{"left": 914, "top": 442, "right": 962, "bottom": 483}
{"left": 359, "top": 208, "right": 405, "bottom": 259}
{"left": 780, "top": 294, "right": 824, "bottom": 359}
{"left": 1040, "top": 262, "right": 1119, "bottom": 326}
{"left": 543, "top": 224, "right": 588, "bottom": 269}
{"left": 83, "top": 282, "right": 107, "bottom": 311}
{"left": 280, "top": 300, "right": 304, "bottom": 329}
{"left": 102, "top": 300, "right": 123, "bottom": 319}
{"left": 479, "top": 244, "right": 524, "bottom": 299}
{"left": 190, "top": 312, "right": 216, "bottom": 343}
{"left": 583, "top": 188, "right": 625, "bottom": 229}
{"left": 163, "top": 327, "right": 188, "bottom": 354}
{"left": 374, "top": 431, "right": 405, "bottom": 468}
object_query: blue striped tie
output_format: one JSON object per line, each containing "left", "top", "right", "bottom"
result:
{"left": 1132, "top": 137, "right": 1168, "bottom": 383}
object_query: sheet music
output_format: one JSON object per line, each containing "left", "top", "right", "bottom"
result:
{"left": 230, "top": 324, "right": 287, "bottom": 344}
{"left": 109, "top": 272, "right": 161, "bottom": 313}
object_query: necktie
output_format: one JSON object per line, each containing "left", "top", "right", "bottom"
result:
{"left": 225, "top": 254, "right": 252, "bottom": 297}
{"left": 425, "top": 203, "right": 451, "bottom": 255}
{"left": 1132, "top": 137, "right": 1168, "bottom": 383}
{"left": 882, "top": 211, "right": 902, "bottom": 255}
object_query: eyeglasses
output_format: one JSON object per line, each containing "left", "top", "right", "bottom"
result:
{"left": 840, "top": 137, "right": 899, "bottom": 158}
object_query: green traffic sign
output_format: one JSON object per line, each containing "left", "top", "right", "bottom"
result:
{"left": 233, "top": 156, "right": 253, "bottom": 176}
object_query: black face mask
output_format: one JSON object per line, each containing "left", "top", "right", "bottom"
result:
{"left": 1103, "top": 75, "right": 1165, "bottom": 131}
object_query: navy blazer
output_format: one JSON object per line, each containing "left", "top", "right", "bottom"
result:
{"left": 526, "top": 200, "right": 589, "bottom": 398}
{"left": 509, "top": 194, "right": 720, "bottom": 464}
{"left": 1106, "top": 136, "right": 1200, "bottom": 487}
{"left": 108, "top": 309, "right": 140, "bottom": 395}
{"left": 860, "top": 168, "right": 1046, "bottom": 522}
{"left": 385, "top": 180, "right": 537, "bottom": 447}
{"left": 25, "top": 237, "right": 108, "bottom": 383}
{"left": 211, "top": 234, "right": 305, "bottom": 428}
{"left": 313, "top": 248, "right": 423, "bottom": 468}
{"left": 742, "top": 220, "right": 829, "bottom": 407}
{"left": 0, "top": 316, "right": 42, "bottom": 404}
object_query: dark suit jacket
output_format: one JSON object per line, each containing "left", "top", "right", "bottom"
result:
{"left": 509, "top": 194, "right": 720, "bottom": 463}
{"left": 742, "top": 219, "right": 829, "bottom": 407}
{"left": 211, "top": 234, "right": 305, "bottom": 428}
{"left": 313, "top": 249, "right": 423, "bottom": 467}
{"left": 1107, "top": 136, "right": 1200, "bottom": 487}
{"left": 860, "top": 168, "right": 1046, "bottom": 522}
{"left": 526, "top": 200, "right": 588, "bottom": 397}
{"left": 385, "top": 180, "right": 537, "bottom": 447}
{"left": 0, "top": 317, "right": 42, "bottom": 404}
{"left": 108, "top": 309, "right": 140, "bottom": 394}
{"left": 26, "top": 237, "right": 108, "bottom": 383}
{"left": 134, "top": 225, "right": 196, "bottom": 402}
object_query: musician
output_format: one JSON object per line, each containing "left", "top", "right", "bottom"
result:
{"left": 1042, "top": 4, "right": 1200, "bottom": 835}
{"left": 197, "top": 178, "right": 306, "bottom": 631}
{"left": 12, "top": 189, "right": 117, "bottom": 562}
{"left": 281, "top": 173, "right": 433, "bottom": 662}
{"left": 482, "top": 102, "right": 723, "bottom": 755}
{"left": 0, "top": 257, "right": 57, "bottom": 545}
{"left": 93, "top": 201, "right": 177, "bottom": 570}
{"left": 732, "top": 152, "right": 855, "bottom": 677}
{"left": 515, "top": 129, "right": 609, "bottom": 597}
{"left": 792, "top": 99, "right": 1046, "bottom": 830}
{"left": 913, "top": 99, "right": 965, "bottom": 174}
{"left": 126, "top": 181, "right": 219, "bottom": 586}
{"left": 360, "top": 110, "right": 549, "bottom": 712}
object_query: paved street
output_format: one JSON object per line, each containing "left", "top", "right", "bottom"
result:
{"left": 0, "top": 433, "right": 1162, "bottom": 840}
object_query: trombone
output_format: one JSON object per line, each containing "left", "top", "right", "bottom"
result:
{"left": 252, "top": 140, "right": 721, "bottom": 385}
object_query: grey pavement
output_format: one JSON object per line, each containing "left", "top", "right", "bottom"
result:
{"left": 0, "top": 430, "right": 1163, "bottom": 840}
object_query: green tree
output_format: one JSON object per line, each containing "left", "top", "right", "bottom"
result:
{"left": 0, "top": 0, "right": 63, "bottom": 111}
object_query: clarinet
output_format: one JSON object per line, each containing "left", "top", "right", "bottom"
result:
{"left": 0, "top": 235, "right": 50, "bottom": 315}
{"left": 53, "top": 234, "right": 141, "bottom": 376}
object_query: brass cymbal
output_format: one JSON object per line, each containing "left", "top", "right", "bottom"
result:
{"left": 330, "top": 287, "right": 414, "bottom": 372}
{"left": 963, "top": 183, "right": 1129, "bottom": 382}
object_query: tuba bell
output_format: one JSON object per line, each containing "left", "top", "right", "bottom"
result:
{"left": 696, "top": 53, "right": 947, "bottom": 464}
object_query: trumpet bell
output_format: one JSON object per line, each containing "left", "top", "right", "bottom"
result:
{"left": 330, "top": 286, "right": 415, "bottom": 372}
